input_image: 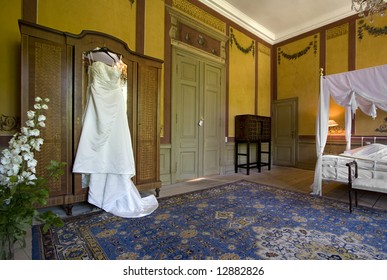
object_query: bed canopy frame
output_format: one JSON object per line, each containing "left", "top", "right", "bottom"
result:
{"left": 312, "top": 64, "right": 387, "bottom": 195}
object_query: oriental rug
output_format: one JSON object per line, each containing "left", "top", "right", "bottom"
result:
{"left": 32, "top": 180, "right": 387, "bottom": 260}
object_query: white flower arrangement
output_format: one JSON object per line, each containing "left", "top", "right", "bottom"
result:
{"left": 0, "top": 97, "right": 64, "bottom": 260}
{"left": 0, "top": 97, "right": 49, "bottom": 191}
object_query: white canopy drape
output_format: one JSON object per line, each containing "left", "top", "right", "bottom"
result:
{"left": 311, "top": 64, "right": 387, "bottom": 195}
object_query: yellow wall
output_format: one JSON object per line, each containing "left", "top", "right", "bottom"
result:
{"left": 355, "top": 15, "right": 387, "bottom": 135}
{"left": 38, "top": 0, "right": 136, "bottom": 50}
{"left": 145, "top": 0, "right": 164, "bottom": 60}
{"left": 276, "top": 14, "right": 387, "bottom": 138}
{"left": 356, "top": 111, "right": 387, "bottom": 135}
{"left": 0, "top": 1, "right": 22, "bottom": 135}
{"left": 325, "top": 24, "right": 349, "bottom": 133}
{"left": 277, "top": 34, "right": 320, "bottom": 135}
{"left": 257, "top": 43, "right": 271, "bottom": 117}
{"left": 324, "top": 16, "right": 387, "bottom": 137}
{"left": 1, "top": 1, "right": 386, "bottom": 141}
{"left": 356, "top": 15, "right": 387, "bottom": 69}
{"left": 145, "top": 0, "right": 165, "bottom": 137}
{"left": 326, "top": 24, "right": 349, "bottom": 75}
{"left": 228, "top": 27, "right": 256, "bottom": 136}
{"left": 0, "top": 0, "right": 137, "bottom": 136}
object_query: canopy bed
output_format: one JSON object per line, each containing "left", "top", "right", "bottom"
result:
{"left": 311, "top": 64, "right": 387, "bottom": 196}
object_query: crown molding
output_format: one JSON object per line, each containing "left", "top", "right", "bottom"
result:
{"left": 198, "top": 0, "right": 275, "bottom": 44}
{"left": 274, "top": 7, "right": 356, "bottom": 43}
{"left": 198, "top": 0, "right": 357, "bottom": 44}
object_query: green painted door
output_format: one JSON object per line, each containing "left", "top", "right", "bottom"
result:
{"left": 273, "top": 98, "right": 298, "bottom": 166}
{"left": 174, "top": 51, "right": 222, "bottom": 181}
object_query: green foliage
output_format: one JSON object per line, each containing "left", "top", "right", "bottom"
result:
{"left": 0, "top": 97, "right": 64, "bottom": 259}
{"left": 47, "top": 160, "right": 67, "bottom": 179}
{"left": 0, "top": 160, "right": 65, "bottom": 259}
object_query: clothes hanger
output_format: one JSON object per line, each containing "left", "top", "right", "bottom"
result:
{"left": 89, "top": 47, "right": 118, "bottom": 63}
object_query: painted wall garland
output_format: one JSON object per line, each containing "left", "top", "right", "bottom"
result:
{"left": 358, "top": 19, "right": 387, "bottom": 39}
{"left": 277, "top": 35, "right": 318, "bottom": 64}
{"left": 229, "top": 28, "right": 255, "bottom": 56}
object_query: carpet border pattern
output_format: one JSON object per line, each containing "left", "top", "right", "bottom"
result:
{"left": 32, "top": 180, "right": 387, "bottom": 260}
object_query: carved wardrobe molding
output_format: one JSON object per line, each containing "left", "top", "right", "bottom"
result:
{"left": 19, "top": 20, "right": 163, "bottom": 213}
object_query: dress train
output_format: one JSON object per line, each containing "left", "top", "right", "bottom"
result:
{"left": 87, "top": 173, "right": 158, "bottom": 218}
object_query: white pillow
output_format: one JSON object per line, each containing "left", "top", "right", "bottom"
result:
{"left": 342, "top": 143, "right": 387, "bottom": 157}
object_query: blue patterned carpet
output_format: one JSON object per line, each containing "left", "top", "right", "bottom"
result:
{"left": 32, "top": 180, "right": 387, "bottom": 260}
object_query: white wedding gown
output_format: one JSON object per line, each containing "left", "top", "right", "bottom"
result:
{"left": 73, "top": 60, "right": 158, "bottom": 218}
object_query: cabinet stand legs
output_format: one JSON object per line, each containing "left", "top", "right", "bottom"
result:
{"left": 235, "top": 141, "right": 271, "bottom": 175}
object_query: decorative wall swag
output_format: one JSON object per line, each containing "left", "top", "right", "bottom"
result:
{"left": 0, "top": 114, "right": 20, "bottom": 132}
{"left": 277, "top": 35, "right": 318, "bottom": 64}
{"left": 375, "top": 117, "right": 387, "bottom": 133}
{"left": 229, "top": 28, "right": 255, "bottom": 56}
{"left": 358, "top": 19, "right": 387, "bottom": 39}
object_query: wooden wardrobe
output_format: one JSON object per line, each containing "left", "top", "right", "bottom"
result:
{"left": 19, "top": 20, "right": 163, "bottom": 214}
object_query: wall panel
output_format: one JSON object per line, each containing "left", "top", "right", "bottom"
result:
{"left": 228, "top": 27, "right": 256, "bottom": 137}
{"left": 277, "top": 34, "right": 320, "bottom": 135}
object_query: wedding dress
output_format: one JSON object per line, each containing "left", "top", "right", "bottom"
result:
{"left": 73, "top": 60, "right": 158, "bottom": 218}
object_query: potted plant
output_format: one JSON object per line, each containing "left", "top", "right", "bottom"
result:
{"left": 0, "top": 97, "right": 64, "bottom": 260}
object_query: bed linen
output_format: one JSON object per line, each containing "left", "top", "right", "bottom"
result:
{"left": 322, "top": 144, "right": 387, "bottom": 184}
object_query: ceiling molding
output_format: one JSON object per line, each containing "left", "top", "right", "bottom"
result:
{"left": 198, "top": 0, "right": 357, "bottom": 44}
{"left": 198, "top": 0, "right": 275, "bottom": 44}
{"left": 275, "top": 7, "right": 356, "bottom": 43}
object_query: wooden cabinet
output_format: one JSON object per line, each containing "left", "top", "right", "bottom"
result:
{"left": 235, "top": 115, "right": 272, "bottom": 175}
{"left": 19, "top": 20, "right": 162, "bottom": 211}
{"left": 134, "top": 64, "right": 161, "bottom": 195}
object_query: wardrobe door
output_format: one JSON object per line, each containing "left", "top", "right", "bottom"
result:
{"left": 20, "top": 35, "right": 72, "bottom": 206}
{"left": 134, "top": 63, "right": 161, "bottom": 192}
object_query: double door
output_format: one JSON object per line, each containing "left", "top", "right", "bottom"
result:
{"left": 173, "top": 49, "right": 223, "bottom": 182}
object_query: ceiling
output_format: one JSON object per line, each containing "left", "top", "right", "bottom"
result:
{"left": 199, "top": 0, "right": 357, "bottom": 44}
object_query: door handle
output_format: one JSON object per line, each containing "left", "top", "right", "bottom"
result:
{"left": 198, "top": 118, "right": 204, "bottom": 126}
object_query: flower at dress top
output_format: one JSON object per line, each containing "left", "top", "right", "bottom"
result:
{"left": 0, "top": 97, "right": 64, "bottom": 260}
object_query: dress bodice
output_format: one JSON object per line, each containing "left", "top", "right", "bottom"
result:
{"left": 88, "top": 61, "right": 121, "bottom": 89}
